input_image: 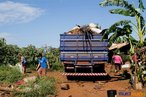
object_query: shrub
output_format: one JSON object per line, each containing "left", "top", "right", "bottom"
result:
{"left": 51, "top": 62, "right": 64, "bottom": 71}
{"left": 26, "top": 64, "right": 37, "bottom": 71}
{"left": 0, "top": 65, "right": 23, "bottom": 84}
{"left": 14, "top": 76, "right": 56, "bottom": 97}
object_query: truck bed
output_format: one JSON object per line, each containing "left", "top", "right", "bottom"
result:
{"left": 60, "top": 34, "right": 108, "bottom": 75}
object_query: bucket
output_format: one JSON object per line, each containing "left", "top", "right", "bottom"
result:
{"left": 107, "top": 90, "right": 117, "bottom": 97}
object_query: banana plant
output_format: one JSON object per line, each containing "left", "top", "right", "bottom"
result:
{"left": 100, "top": 0, "right": 146, "bottom": 89}
{"left": 102, "top": 20, "right": 138, "bottom": 54}
{"left": 100, "top": 0, "right": 146, "bottom": 47}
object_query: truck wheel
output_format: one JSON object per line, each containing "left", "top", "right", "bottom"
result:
{"left": 66, "top": 76, "right": 72, "bottom": 80}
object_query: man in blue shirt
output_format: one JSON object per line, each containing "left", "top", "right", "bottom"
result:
{"left": 36, "top": 53, "right": 49, "bottom": 76}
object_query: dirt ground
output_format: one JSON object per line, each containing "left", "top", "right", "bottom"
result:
{"left": 0, "top": 64, "right": 146, "bottom": 97}
{"left": 47, "top": 63, "right": 146, "bottom": 97}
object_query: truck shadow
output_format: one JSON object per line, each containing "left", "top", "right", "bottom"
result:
{"left": 66, "top": 72, "right": 131, "bottom": 82}
{"left": 66, "top": 75, "right": 111, "bottom": 82}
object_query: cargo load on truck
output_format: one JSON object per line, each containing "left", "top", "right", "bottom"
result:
{"left": 60, "top": 23, "right": 108, "bottom": 78}
{"left": 65, "top": 23, "right": 102, "bottom": 35}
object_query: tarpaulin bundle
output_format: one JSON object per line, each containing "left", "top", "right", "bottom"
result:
{"left": 65, "top": 23, "right": 102, "bottom": 35}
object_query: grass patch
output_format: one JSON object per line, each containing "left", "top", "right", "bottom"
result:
{"left": 51, "top": 62, "right": 64, "bottom": 72}
{"left": 26, "top": 64, "right": 37, "bottom": 73}
{"left": 14, "top": 76, "right": 56, "bottom": 97}
{"left": 0, "top": 65, "right": 23, "bottom": 84}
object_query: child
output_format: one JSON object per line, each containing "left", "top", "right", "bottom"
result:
{"left": 36, "top": 53, "right": 49, "bottom": 76}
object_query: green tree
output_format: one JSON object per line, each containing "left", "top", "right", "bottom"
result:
{"left": 102, "top": 20, "right": 137, "bottom": 53}
{"left": 0, "top": 38, "right": 20, "bottom": 65}
{"left": 4, "top": 44, "right": 20, "bottom": 65}
{"left": 46, "top": 47, "right": 63, "bottom": 71}
{"left": 100, "top": 0, "right": 146, "bottom": 89}
{"left": 0, "top": 38, "right": 7, "bottom": 65}
{"left": 100, "top": 0, "right": 146, "bottom": 47}
{"left": 20, "top": 45, "right": 38, "bottom": 66}
{"left": 46, "top": 48, "right": 60, "bottom": 64}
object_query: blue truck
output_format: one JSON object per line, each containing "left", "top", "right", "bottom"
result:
{"left": 60, "top": 33, "right": 108, "bottom": 78}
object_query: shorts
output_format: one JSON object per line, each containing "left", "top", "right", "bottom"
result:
{"left": 37, "top": 67, "right": 47, "bottom": 76}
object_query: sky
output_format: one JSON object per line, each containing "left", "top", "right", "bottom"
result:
{"left": 0, "top": 0, "right": 145, "bottom": 48}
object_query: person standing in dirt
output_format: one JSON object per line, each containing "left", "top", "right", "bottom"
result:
{"left": 36, "top": 53, "right": 49, "bottom": 76}
{"left": 131, "top": 52, "right": 139, "bottom": 74}
{"left": 20, "top": 54, "right": 27, "bottom": 75}
{"left": 112, "top": 53, "right": 123, "bottom": 72}
{"left": 131, "top": 52, "right": 138, "bottom": 64}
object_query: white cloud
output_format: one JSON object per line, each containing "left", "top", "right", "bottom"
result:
{"left": 0, "top": 1, "right": 44, "bottom": 24}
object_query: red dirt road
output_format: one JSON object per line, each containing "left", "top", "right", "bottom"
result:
{"left": 47, "top": 64, "right": 146, "bottom": 97}
{"left": 48, "top": 72, "right": 134, "bottom": 97}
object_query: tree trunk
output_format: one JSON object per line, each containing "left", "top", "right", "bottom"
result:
{"left": 134, "top": 63, "right": 142, "bottom": 90}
